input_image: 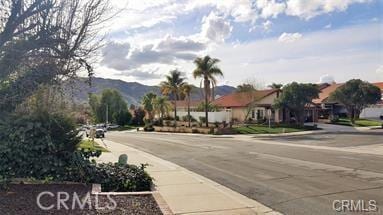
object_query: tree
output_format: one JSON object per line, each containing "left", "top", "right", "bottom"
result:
{"left": 113, "top": 109, "right": 132, "bottom": 126}
{"left": 131, "top": 107, "right": 146, "bottom": 126}
{"left": 236, "top": 80, "right": 262, "bottom": 120}
{"left": 329, "top": 79, "right": 381, "bottom": 124}
{"left": 89, "top": 89, "right": 129, "bottom": 124}
{"left": 153, "top": 96, "right": 171, "bottom": 122}
{"left": 142, "top": 92, "right": 157, "bottom": 122}
{"left": 193, "top": 56, "right": 223, "bottom": 127}
{"left": 274, "top": 82, "right": 320, "bottom": 126}
{"left": 180, "top": 84, "right": 193, "bottom": 127}
{"left": 160, "top": 70, "right": 185, "bottom": 125}
{"left": 0, "top": 0, "right": 109, "bottom": 114}
{"left": 196, "top": 102, "right": 219, "bottom": 112}
{"left": 268, "top": 83, "right": 283, "bottom": 89}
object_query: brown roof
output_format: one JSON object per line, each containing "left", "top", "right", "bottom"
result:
{"left": 212, "top": 89, "right": 278, "bottom": 107}
{"left": 313, "top": 83, "right": 343, "bottom": 104}
{"left": 313, "top": 82, "right": 383, "bottom": 104}
{"left": 374, "top": 82, "right": 383, "bottom": 90}
{"left": 172, "top": 100, "right": 202, "bottom": 108}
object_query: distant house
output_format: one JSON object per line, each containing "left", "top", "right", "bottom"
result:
{"left": 173, "top": 100, "right": 203, "bottom": 112}
{"left": 212, "top": 89, "right": 283, "bottom": 123}
{"left": 312, "top": 82, "right": 383, "bottom": 120}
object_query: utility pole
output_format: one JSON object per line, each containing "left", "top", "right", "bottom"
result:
{"left": 106, "top": 104, "right": 108, "bottom": 125}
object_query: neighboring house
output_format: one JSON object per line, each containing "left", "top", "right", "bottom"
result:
{"left": 173, "top": 100, "right": 203, "bottom": 112}
{"left": 312, "top": 82, "right": 383, "bottom": 120}
{"left": 212, "top": 89, "right": 283, "bottom": 123}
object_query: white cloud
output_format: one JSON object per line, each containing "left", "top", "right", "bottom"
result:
{"left": 209, "top": 23, "right": 381, "bottom": 86}
{"left": 257, "top": 0, "right": 286, "bottom": 18}
{"left": 263, "top": 20, "right": 273, "bottom": 31}
{"left": 201, "top": 12, "right": 233, "bottom": 43}
{"left": 278, "top": 32, "right": 303, "bottom": 43}
{"left": 286, "top": 0, "right": 371, "bottom": 19}
{"left": 324, "top": 23, "right": 332, "bottom": 29}
{"left": 376, "top": 65, "right": 383, "bottom": 74}
{"left": 319, "top": 74, "right": 335, "bottom": 84}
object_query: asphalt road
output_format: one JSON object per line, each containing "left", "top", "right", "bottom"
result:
{"left": 105, "top": 131, "right": 383, "bottom": 215}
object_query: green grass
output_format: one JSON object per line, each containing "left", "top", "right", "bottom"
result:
{"left": 234, "top": 125, "right": 315, "bottom": 134}
{"left": 331, "top": 118, "right": 382, "bottom": 127}
{"left": 108, "top": 125, "right": 139, "bottom": 131}
{"left": 78, "top": 140, "right": 109, "bottom": 152}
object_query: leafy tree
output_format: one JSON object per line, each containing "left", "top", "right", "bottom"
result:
{"left": 268, "top": 83, "right": 283, "bottom": 89}
{"left": 197, "top": 102, "right": 219, "bottom": 112}
{"left": 89, "top": 89, "right": 129, "bottom": 124}
{"left": 329, "top": 79, "right": 381, "bottom": 123}
{"left": 274, "top": 82, "right": 320, "bottom": 126}
{"left": 160, "top": 70, "right": 185, "bottom": 125}
{"left": 193, "top": 56, "right": 223, "bottom": 127}
{"left": 131, "top": 107, "right": 146, "bottom": 126}
{"left": 153, "top": 96, "right": 171, "bottom": 122}
{"left": 113, "top": 109, "right": 132, "bottom": 126}
{"left": 142, "top": 92, "right": 157, "bottom": 122}
{"left": 237, "top": 84, "right": 256, "bottom": 92}
{"left": 180, "top": 84, "right": 193, "bottom": 127}
{"left": 0, "top": 0, "right": 109, "bottom": 114}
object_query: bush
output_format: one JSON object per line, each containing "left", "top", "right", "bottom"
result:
{"left": 0, "top": 112, "right": 96, "bottom": 180}
{"left": 90, "top": 163, "right": 152, "bottom": 192}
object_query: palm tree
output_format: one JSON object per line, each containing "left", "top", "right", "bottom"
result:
{"left": 160, "top": 70, "right": 185, "bottom": 125}
{"left": 193, "top": 56, "right": 223, "bottom": 127}
{"left": 181, "top": 83, "right": 193, "bottom": 127}
{"left": 142, "top": 92, "right": 157, "bottom": 122}
{"left": 153, "top": 96, "right": 171, "bottom": 122}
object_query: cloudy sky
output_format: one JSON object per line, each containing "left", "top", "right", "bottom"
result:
{"left": 97, "top": 0, "right": 383, "bottom": 87}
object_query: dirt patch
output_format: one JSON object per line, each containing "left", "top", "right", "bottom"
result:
{"left": 0, "top": 184, "right": 163, "bottom": 215}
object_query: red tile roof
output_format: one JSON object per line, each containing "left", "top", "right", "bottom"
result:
{"left": 313, "top": 82, "right": 383, "bottom": 104}
{"left": 212, "top": 89, "right": 279, "bottom": 107}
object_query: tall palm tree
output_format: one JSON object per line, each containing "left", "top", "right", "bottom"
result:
{"left": 153, "top": 96, "right": 171, "bottom": 122}
{"left": 181, "top": 83, "right": 193, "bottom": 127}
{"left": 142, "top": 92, "right": 157, "bottom": 122}
{"left": 193, "top": 56, "right": 223, "bottom": 127}
{"left": 160, "top": 70, "right": 185, "bottom": 125}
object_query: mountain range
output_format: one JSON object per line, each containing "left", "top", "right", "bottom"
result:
{"left": 65, "top": 77, "right": 236, "bottom": 105}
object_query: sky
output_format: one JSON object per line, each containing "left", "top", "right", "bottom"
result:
{"left": 96, "top": 0, "right": 383, "bottom": 87}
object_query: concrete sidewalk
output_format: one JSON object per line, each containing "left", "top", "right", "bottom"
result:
{"left": 95, "top": 139, "right": 281, "bottom": 215}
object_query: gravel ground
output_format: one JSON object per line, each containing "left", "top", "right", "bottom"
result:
{"left": 0, "top": 184, "right": 163, "bottom": 215}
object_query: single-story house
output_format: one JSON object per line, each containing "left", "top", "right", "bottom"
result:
{"left": 212, "top": 89, "right": 284, "bottom": 123}
{"left": 173, "top": 100, "right": 203, "bottom": 112}
{"left": 312, "top": 82, "right": 383, "bottom": 120}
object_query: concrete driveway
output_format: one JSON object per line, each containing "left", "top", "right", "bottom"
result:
{"left": 105, "top": 131, "right": 383, "bottom": 215}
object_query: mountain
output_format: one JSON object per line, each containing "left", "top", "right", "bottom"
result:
{"left": 64, "top": 77, "right": 236, "bottom": 105}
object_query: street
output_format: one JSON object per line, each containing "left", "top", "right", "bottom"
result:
{"left": 105, "top": 131, "right": 383, "bottom": 215}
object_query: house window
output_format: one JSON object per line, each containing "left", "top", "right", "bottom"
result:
{"left": 257, "top": 109, "right": 264, "bottom": 119}
{"left": 251, "top": 110, "right": 255, "bottom": 118}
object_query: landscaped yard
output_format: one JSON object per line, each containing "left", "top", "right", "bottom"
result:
{"left": 78, "top": 140, "right": 109, "bottom": 152}
{"left": 331, "top": 118, "right": 382, "bottom": 127}
{"left": 234, "top": 125, "right": 317, "bottom": 134}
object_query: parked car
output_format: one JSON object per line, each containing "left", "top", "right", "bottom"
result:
{"left": 85, "top": 126, "right": 105, "bottom": 138}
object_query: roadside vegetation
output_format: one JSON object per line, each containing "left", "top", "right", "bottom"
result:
{"left": 0, "top": 0, "right": 152, "bottom": 193}
{"left": 78, "top": 140, "right": 109, "bottom": 152}
{"left": 234, "top": 124, "right": 317, "bottom": 134}
{"left": 330, "top": 118, "right": 382, "bottom": 127}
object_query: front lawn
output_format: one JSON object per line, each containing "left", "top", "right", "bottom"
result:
{"left": 78, "top": 140, "right": 109, "bottom": 152}
{"left": 331, "top": 118, "right": 382, "bottom": 127}
{"left": 234, "top": 124, "right": 316, "bottom": 134}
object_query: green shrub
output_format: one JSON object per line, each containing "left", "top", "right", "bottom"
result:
{"left": 0, "top": 112, "right": 97, "bottom": 180}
